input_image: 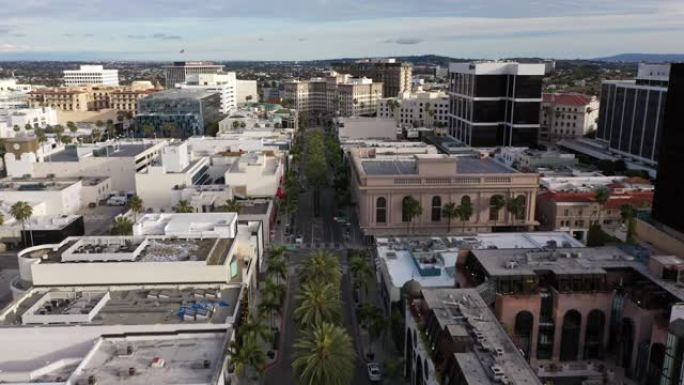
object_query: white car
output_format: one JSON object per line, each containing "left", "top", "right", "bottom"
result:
{"left": 367, "top": 363, "right": 381, "bottom": 382}
{"left": 106, "top": 196, "right": 127, "bottom": 206}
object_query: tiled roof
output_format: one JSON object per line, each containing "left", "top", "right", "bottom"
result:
{"left": 543, "top": 93, "right": 594, "bottom": 107}
{"left": 538, "top": 190, "right": 653, "bottom": 209}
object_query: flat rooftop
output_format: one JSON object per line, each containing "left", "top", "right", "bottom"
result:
{"left": 70, "top": 332, "right": 227, "bottom": 385}
{"left": 238, "top": 200, "right": 272, "bottom": 215}
{"left": 418, "top": 288, "right": 541, "bottom": 385}
{"left": 134, "top": 213, "right": 237, "bottom": 237}
{"left": 0, "top": 178, "right": 78, "bottom": 191}
{"left": 360, "top": 156, "right": 515, "bottom": 175}
{"left": 45, "top": 143, "right": 158, "bottom": 162}
{"left": 29, "top": 237, "right": 232, "bottom": 265}
{"left": 3, "top": 285, "right": 240, "bottom": 326}
{"left": 376, "top": 233, "right": 583, "bottom": 290}
{"left": 142, "top": 88, "right": 216, "bottom": 101}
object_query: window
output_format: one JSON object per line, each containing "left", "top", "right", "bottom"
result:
{"left": 431, "top": 196, "right": 441, "bottom": 222}
{"left": 376, "top": 197, "right": 387, "bottom": 224}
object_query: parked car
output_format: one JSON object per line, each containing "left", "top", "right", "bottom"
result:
{"left": 106, "top": 196, "right": 127, "bottom": 206}
{"left": 367, "top": 363, "right": 382, "bottom": 382}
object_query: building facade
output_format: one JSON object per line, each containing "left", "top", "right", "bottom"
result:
{"left": 282, "top": 73, "right": 382, "bottom": 118}
{"left": 377, "top": 89, "right": 449, "bottom": 128}
{"left": 333, "top": 58, "right": 412, "bottom": 97}
{"left": 653, "top": 63, "right": 684, "bottom": 234}
{"left": 136, "top": 89, "right": 223, "bottom": 137}
{"left": 163, "top": 61, "right": 224, "bottom": 88}
{"left": 0, "top": 107, "right": 58, "bottom": 137}
{"left": 596, "top": 63, "right": 669, "bottom": 167}
{"left": 179, "top": 73, "right": 237, "bottom": 114}
{"left": 448, "top": 62, "right": 545, "bottom": 147}
{"left": 28, "top": 88, "right": 90, "bottom": 111}
{"left": 236, "top": 79, "right": 258, "bottom": 105}
{"left": 63, "top": 65, "right": 119, "bottom": 87}
{"left": 540, "top": 93, "right": 599, "bottom": 143}
{"left": 349, "top": 149, "right": 539, "bottom": 236}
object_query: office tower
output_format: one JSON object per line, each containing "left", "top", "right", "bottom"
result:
{"left": 63, "top": 65, "right": 119, "bottom": 87}
{"left": 596, "top": 63, "right": 670, "bottom": 167}
{"left": 652, "top": 63, "right": 684, "bottom": 234}
{"left": 163, "top": 61, "right": 224, "bottom": 88}
{"left": 448, "top": 62, "right": 545, "bottom": 147}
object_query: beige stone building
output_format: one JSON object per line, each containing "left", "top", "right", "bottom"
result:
{"left": 28, "top": 89, "right": 90, "bottom": 112}
{"left": 110, "top": 88, "right": 160, "bottom": 112}
{"left": 333, "top": 58, "right": 412, "bottom": 97}
{"left": 349, "top": 149, "right": 539, "bottom": 236}
{"left": 282, "top": 72, "right": 382, "bottom": 118}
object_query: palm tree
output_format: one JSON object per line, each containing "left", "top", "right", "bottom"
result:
{"left": 401, "top": 196, "right": 422, "bottom": 233}
{"left": 12, "top": 125, "right": 20, "bottom": 134}
{"left": 161, "top": 122, "right": 178, "bottom": 138}
{"left": 0, "top": 212, "right": 4, "bottom": 225}
{"left": 240, "top": 312, "right": 272, "bottom": 343}
{"left": 267, "top": 254, "right": 287, "bottom": 286}
{"left": 262, "top": 277, "right": 286, "bottom": 307}
{"left": 110, "top": 216, "right": 133, "bottom": 235}
{"left": 293, "top": 322, "right": 355, "bottom": 385}
{"left": 506, "top": 196, "right": 526, "bottom": 227}
{"left": 367, "top": 309, "right": 389, "bottom": 357}
{"left": 227, "top": 335, "right": 266, "bottom": 381}
{"left": 490, "top": 195, "right": 506, "bottom": 226}
{"left": 349, "top": 252, "right": 372, "bottom": 301}
{"left": 10, "top": 201, "right": 33, "bottom": 246}
{"left": 221, "top": 199, "right": 242, "bottom": 213}
{"left": 175, "top": 199, "right": 194, "bottom": 213}
{"left": 294, "top": 281, "right": 342, "bottom": 327}
{"left": 142, "top": 124, "right": 155, "bottom": 138}
{"left": 67, "top": 121, "right": 77, "bottom": 134}
{"left": 594, "top": 187, "right": 611, "bottom": 225}
{"left": 457, "top": 199, "right": 474, "bottom": 233}
{"left": 299, "top": 251, "right": 341, "bottom": 287}
{"left": 128, "top": 195, "right": 143, "bottom": 220}
{"left": 442, "top": 202, "right": 458, "bottom": 233}
{"left": 258, "top": 294, "right": 282, "bottom": 330}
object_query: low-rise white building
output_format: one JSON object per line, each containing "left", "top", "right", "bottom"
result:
{"left": 225, "top": 151, "right": 284, "bottom": 198}
{"left": 135, "top": 142, "right": 211, "bottom": 210}
{"left": 63, "top": 64, "right": 119, "bottom": 87}
{"left": 5, "top": 140, "right": 166, "bottom": 193}
{"left": 377, "top": 89, "right": 449, "bottom": 128}
{"left": 0, "top": 107, "right": 58, "bottom": 138}
{"left": 495, "top": 147, "right": 578, "bottom": 172}
{"left": 0, "top": 178, "right": 83, "bottom": 215}
{"left": 336, "top": 117, "right": 399, "bottom": 141}
{"left": 178, "top": 72, "right": 237, "bottom": 114}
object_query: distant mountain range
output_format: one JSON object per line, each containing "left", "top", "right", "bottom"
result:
{"left": 593, "top": 53, "right": 684, "bottom": 63}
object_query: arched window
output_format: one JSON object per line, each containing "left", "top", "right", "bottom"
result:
{"left": 584, "top": 310, "right": 605, "bottom": 359}
{"left": 515, "top": 311, "right": 534, "bottom": 360}
{"left": 489, "top": 195, "right": 504, "bottom": 221}
{"left": 376, "top": 197, "right": 387, "bottom": 224}
{"left": 461, "top": 195, "right": 471, "bottom": 205}
{"left": 431, "top": 196, "right": 441, "bottom": 222}
{"left": 516, "top": 195, "right": 527, "bottom": 221}
{"left": 560, "top": 310, "right": 582, "bottom": 361}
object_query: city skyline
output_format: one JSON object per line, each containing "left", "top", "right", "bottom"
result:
{"left": 1, "top": 0, "right": 683, "bottom": 60}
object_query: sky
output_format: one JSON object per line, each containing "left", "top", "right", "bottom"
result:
{"left": 0, "top": 0, "right": 683, "bottom": 61}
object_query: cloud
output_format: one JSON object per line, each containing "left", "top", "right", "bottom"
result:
{"left": 151, "top": 33, "right": 183, "bottom": 40}
{"left": 298, "top": 37, "right": 307, "bottom": 42}
{"left": 382, "top": 38, "right": 423, "bottom": 45}
{"left": 10, "top": 33, "right": 26, "bottom": 37}
{"left": 127, "top": 34, "right": 147, "bottom": 39}
{"left": 0, "top": 43, "right": 29, "bottom": 52}
{"left": 82, "top": 33, "right": 94, "bottom": 38}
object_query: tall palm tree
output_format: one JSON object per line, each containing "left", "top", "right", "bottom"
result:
{"left": 262, "top": 277, "right": 286, "bottom": 306}
{"left": 294, "top": 281, "right": 342, "bottom": 327}
{"left": 142, "top": 124, "right": 155, "bottom": 138}
{"left": 490, "top": 195, "right": 506, "bottom": 226}
{"left": 349, "top": 252, "right": 372, "bottom": 301}
{"left": 175, "top": 199, "right": 194, "bottom": 213}
{"left": 367, "top": 309, "right": 389, "bottom": 356}
{"left": 299, "top": 251, "right": 341, "bottom": 287}
{"left": 506, "top": 196, "right": 526, "bottom": 227}
{"left": 240, "top": 312, "right": 272, "bottom": 343}
{"left": 457, "top": 199, "right": 474, "bottom": 233}
{"left": 267, "top": 255, "right": 287, "bottom": 286}
{"left": 128, "top": 195, "right": 143, "bottom": 221}
{"left": 294, "top": 322, "right": 356, "bottom": 385}
{"left": 259, "top": 293, "right": 282, "bottom": 330}
{"left": 10, "top": 201, "right": 33, "bottom": 246}
{"left": 402, "top": 196, "right": 422, "bottom": 234}
{"left": 111, "top": 216, "right": 133, "bottom": 235}
{"left": 594, "top": 187, "right": 611, "bottom": 225}
{"left": 227, "top": 335, "right": 266, "bottom": 381}
{"left": 442, "top": 202, "right": 458, "bottom": 233}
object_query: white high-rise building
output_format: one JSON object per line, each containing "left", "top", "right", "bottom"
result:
{"left": 63, "top": 65, "right": 119, "bottom": 87}
{"left": 377, "top": 89, "right": 449, "bottom": 129}
{"left": 179, "top": 73, "right": 237, "bottom": 114}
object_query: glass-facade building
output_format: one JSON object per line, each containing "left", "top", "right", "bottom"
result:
{"left": 596, "top": 63, "right": 670, "bottom": 167}
{"left": 448, "top": 62, "right": 545, "bottom": 147}
{"left": 136, "top": 89, "right": 223, "bottom": 138}
{"left": 653, "top": 63, "right": 684, "bottom": 234}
